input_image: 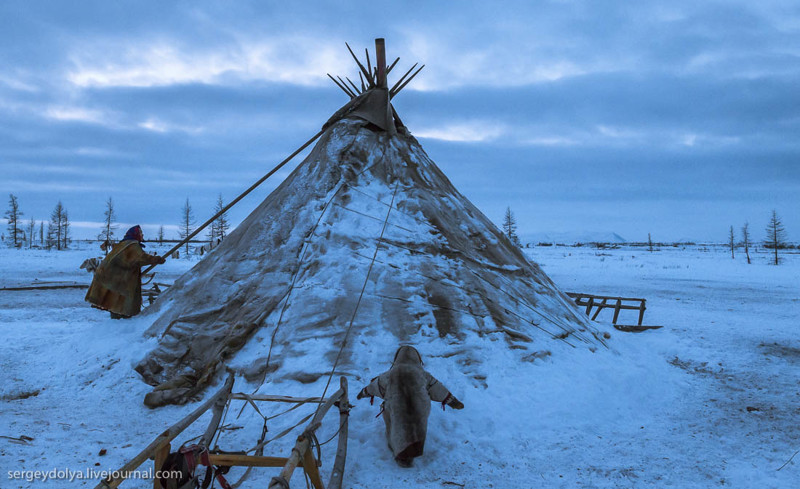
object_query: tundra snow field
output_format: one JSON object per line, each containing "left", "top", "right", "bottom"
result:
{"left": 1, "top": 243, "right": 798, "bottom": 488}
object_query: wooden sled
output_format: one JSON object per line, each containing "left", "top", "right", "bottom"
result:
{"left": 95, "top": 374, "right": 350, "bottom": 489}
{"left": 567, "top": 292, "right": 662, "bottom": 332}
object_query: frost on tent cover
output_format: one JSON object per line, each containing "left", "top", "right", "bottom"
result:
{"left": 134, "top": 40, "right": 608, "bottom": 408}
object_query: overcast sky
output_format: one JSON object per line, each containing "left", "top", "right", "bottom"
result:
{"left": 1, "top": 0, "right": 798, "bottom": 243}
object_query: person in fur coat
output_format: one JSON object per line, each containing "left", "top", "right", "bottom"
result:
{"left": 85, "top": 225, "right": 164, "bottom": 318}
{"left": 356, "top": 345, "right": 464, "bottom": 466}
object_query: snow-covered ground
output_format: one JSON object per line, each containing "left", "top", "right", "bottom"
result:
{"left": 1, "top": 243, "right": 798, "bottom": 488}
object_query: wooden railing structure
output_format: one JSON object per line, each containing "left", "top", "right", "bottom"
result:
{"left": 566, "top": 292, "right": 646, "bottom": 326}
{"left": 94, "top": 374, "right": 350, "bottom": 489}
{"left": 142, "top": 282, "right": 170, "bottom": 305}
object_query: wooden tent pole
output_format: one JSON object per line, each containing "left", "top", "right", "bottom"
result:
{"left": 327, "top": 74, "right": 353, "bottom": 98}
{"left": 390, "top": 64, "right": 424, "bottom": 99}
{"left": 364, "top": 48, "right": 372, "bottom": 81}
{"left": 142, "top": 129, "right": 324, "bottom": 274}
{"left": 344, "top": 76, "right": 361, "bottom": 95}
{"left": 375, "top": 38, "right": 395, "bottom": 136}
{"left": 337, "top": 76, "right": 357, "bottom": 98}
{"left": 375, "top": 38, "right": 387, "bottom": 88}
{"left": 388, "top": 63, "right": 417, "bottom": 95}
{"left": 345, "top": 43, "right": 374, "bottom": 87}
{"left": 386, "top": 57, "right": 400, "bottom": 76}
{"left": 358, "top": 71, "right": 366, "bottom": 92}
{"left": 327, "top": 376, "right": 349, "bottom": 489}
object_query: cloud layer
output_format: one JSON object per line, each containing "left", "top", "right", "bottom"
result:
{"left": 1, "top": 0, "right": 798, "bottom": 242}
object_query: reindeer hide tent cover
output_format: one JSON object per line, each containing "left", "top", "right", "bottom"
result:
{"left": 135, "top": 42, "right": 607, "bottom": 407}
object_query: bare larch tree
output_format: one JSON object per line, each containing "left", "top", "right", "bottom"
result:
{"left": 741, "top": 222, "right": 751, "bottom": 264}
{"left": 27, "top": 217, "right": 35, "bottom": 249}
{"left": 728, "top": 226, "right": 735, "bottom": 259}
{"left": 62, "top": 210, "right": 70, "bottom": 249}
{"left": 157, "top": 225, "right": 165, "bottom": 244}
{"left": 208, "top": 194, "right": 230, "bottom": 242}
{"left": 98, "top": 197, "right": 117, "bottom": 255}
{"left": 4, "top": 194, "right": 23, "bottom": 247}
{"left": 179, "top": 198, "right": 196, "bottom": 256}
{"left": 48, "top": 201, "right": 69, "bottom": 250}
{"left": 764, "top": 210, "right": 786, "bottom": 265}
{"left": 647, "top": 233, "right": 654, "bottom": 252}
{"left": 502, "top": 206, "right": 520, "bottom": 246}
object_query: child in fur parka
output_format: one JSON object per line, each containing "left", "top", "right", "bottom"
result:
{"left": 356, "top": 345, "right": 464, "bottom": 466}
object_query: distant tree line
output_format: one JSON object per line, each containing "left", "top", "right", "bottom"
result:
{"left": 176, "top": 194, "right": 230, "bottom": 258}
{"left": 3, "top": 194, "right": 70, "bottom": 250}
{"left": 5, "top": 194, "right": 790, "bottom": 267}
{"left": 3, "top": 194, "right": 231, "bottom": 257}
{"left": 727, "top": 209, "right": 789, "bottom": 265}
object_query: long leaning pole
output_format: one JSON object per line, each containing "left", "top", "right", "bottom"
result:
{"left": 142, "top": 129, "right": 325, "bottom": 275}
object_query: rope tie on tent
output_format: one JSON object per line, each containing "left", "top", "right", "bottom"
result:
{"left": 225, "top": 133, "right": 395, "bottom": 485}
{"left": 251, "top": 133, "right": 391, "bottom": 397}
{"left": 258, "top": 181, "right": 346, "bottom": 385}
{"left": 314, "top": 178, "right": 401, "bottom": 416}
{"left": 314, "top": 176, "right": 598, "bottom": 344}
{"left": 294, "top": 215, "right": 578, "bottom": 343}
{"left": 345, "top": 230, "right": 581, "bottom": 343}
{"left": 462, "top": 265, "right": 594, "bottom": 345}
{"left": 252, "top": 128, "right": 374, "bottom": 397}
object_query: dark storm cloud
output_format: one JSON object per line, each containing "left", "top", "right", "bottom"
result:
{"left": 0, "top": 0, "right": 798, "bottom": 241}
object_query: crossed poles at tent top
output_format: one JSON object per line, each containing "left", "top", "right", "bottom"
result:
{"left": 326, "top": 41, "right": 424, "bottom": 99}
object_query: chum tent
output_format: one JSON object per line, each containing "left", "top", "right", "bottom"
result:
{"left": 135, "top": 39, "right": 607, "bottom": 408}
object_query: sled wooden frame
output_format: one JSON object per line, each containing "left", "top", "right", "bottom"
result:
{"left": 94, "top": 374, "right": 350, "bottom": 489}
{"left": 143, "top": 283, "right": 171, "bottom": 305}
{"left": 566, "top": 292, "right": 646, "bottom": 326}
